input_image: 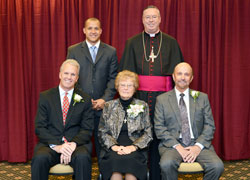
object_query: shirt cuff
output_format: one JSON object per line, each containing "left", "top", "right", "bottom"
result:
{"left": 173, "top": 144, "right": 180, "bottom": 149}
{"left": 49, "top": 144, "right": 57, "bottom": 150}
{"left": 195, "top": 142, "right": 204, "bottom": 150}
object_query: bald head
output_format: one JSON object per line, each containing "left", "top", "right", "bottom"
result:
{"left": 172, "top": 62, "right": 193, "bottom": 92}
{"left": 174, "top": 62, "right": 193, "bottom": 75}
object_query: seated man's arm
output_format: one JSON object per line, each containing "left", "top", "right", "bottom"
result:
{"left": 195, "top": 93, "right": 216, "bottom": 148}
{"left": 70, "top": 95, "right": 94, "bottom": 146}
{"left": 154, "top": 96, "right": 180, "bottom": 148}
{"left": 35, "top": 93, "right": 60, "bottom": 145}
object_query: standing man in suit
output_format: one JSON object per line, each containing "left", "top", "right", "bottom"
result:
{"left": 66, "top": 17, "right": 118, "bottom": 159}
{"left": 154, "top": 62, "right": 224, "bottom": 180}
{"left": 31, "top": 59, "right": 94, "bottom": 180}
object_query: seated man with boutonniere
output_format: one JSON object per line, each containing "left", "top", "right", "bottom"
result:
{"left": 98, "top": 70, "right": 153, "bottom": 180}
{"left": 154, "top": 62, "right": 224, "bottom": 180}
{"left": 31, "top": 59, "right": 94, "bottom": 180}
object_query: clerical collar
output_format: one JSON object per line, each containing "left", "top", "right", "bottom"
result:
{"left": 144, "top": 31, "right": 160, "bottom": 37}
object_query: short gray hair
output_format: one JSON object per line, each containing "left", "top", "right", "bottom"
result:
{"left": 143, "top": 5, "right": 161, "bottom": 17}
{"left": 115, "top": 70, "right": 139, "bottom": 90}
{"left": 60, "top": 59, "right": 80, "bottom": 75}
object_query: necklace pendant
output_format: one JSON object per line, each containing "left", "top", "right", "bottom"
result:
{"left": 149, "top": 47, "right": 157, "bottom": 62}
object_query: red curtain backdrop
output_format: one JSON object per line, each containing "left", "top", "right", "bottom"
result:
{"left": 0, "top": 0, "right": 249, "bottom": 162}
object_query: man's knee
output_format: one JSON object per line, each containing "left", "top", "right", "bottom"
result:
{"left": 159, "top": 158, "right": 176, "bottom": 173}
{"left": 31, "top": 153, "right": 52, "bottom": 176}
{"left": 212, "top": 160, "right": 224, "bottom": 175}
{"left": 32, "top": 154, "right": 50, "bottom": 166}
{"left": 74, "top": 152, "right": 91, "bottom": 164}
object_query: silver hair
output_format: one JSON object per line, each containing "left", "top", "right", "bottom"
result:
{"left": 60, "top": 59, "right": 80, "bottom": 75}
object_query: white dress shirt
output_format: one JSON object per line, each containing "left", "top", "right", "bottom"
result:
{"left": 59, "top": 86, "right": 73, "bottom": 108}
{"left": 174, "top": 87, "right": 204, "bottom": 149}
{"left": 86, "top": 40, "right": 100, "bottom": 56}
{"left": 49, "top": 86, "right": 74, "bottom": 149}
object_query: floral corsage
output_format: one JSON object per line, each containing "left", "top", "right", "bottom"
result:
{"left": 73, "top": 93, "right": 84, "bottom": 106}
{"left": 127, "top": 104, "right": 144, "bottom": 118}
{"left": 190, "top": 90, "right": 200, "bottom": 102}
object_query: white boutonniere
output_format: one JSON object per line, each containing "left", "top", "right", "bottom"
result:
{"left": 73, "top": 93, "right": 84, "bottom": 106}
{"left": 190, "top": 90, "right": 200, "bottom": 102}
{"left": 127, "top": 104, "right": 144, "bottom": 118}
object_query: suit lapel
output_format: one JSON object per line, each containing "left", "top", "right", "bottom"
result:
{"left": 169, "top": 90, "right": 182, "bottom": 128}
{"left": 95, "top": 42, "right": 104, "bottom": 64}
{"left": 64, "top": 89, "right": 76, "bottom": 127}
{"left": 189, "top": 89, "right": 196, "bottom": 136}
{"left": 81, "top": 41, "right": 94, "bottom": 64}
{"left": 52, "top": 87, "right": 64, "bottom": 128}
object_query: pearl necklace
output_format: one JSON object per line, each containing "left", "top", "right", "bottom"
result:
{"left": 142, "top": 31, "right": 162, "bottom": 62}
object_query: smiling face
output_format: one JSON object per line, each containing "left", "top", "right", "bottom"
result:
{"left": 172, "top": 63, "right": 193, "bottom": 92}
{"left": 118, "top": 79, "right": 135, "bottom": 100}
{"left": 59, "top": 63, "right": 79, "bottom": 92}
{"left": 83, "top": 19, "right": 102, "bottom": 45}
{"left": 142, "top": 7, "right": 161, "bottom": 34}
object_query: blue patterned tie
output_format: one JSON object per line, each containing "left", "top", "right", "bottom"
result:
{"left": 179, "top": 93, "right": 191, "bottom": 146}
{"left": 90, "top": 46, "right": 96, "bottom": 62}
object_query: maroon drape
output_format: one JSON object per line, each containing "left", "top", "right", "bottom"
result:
{"left": 0, "top": 0, "right": 249, "bottom": 162}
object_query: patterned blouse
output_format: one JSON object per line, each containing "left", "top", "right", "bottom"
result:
{"left": 98, "top": 98, "right": 153, "bottom": 150}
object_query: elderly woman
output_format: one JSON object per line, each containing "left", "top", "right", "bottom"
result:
{"left": 98, "top": 70, "right": 153, "bottom": 180}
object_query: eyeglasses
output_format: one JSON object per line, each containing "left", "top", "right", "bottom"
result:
{"left": 119, "top": 83, "right": 134, "bottom": 89}
{"left": 144, "top": 15, "right": 159, "bottom": 20}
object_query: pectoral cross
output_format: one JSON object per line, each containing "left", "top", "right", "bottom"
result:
{"left": 123, "top": 118, "right": 127, "bottom": 123}
{"left": 149, "top": 47, "right": 157, "bottom": 62}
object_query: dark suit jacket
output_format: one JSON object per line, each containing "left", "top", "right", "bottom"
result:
{"left": 154, "top": 89, "right": 216, "bottom": 152}
{"left": 35, "top": 87, "right": 94, "bottom": 146}
{"left": 66, "top": 41, "right": 118, "bottom": 108}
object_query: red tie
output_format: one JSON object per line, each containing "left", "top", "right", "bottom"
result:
{"left": 62, "top": 92, "right": 69, "bottom": 126}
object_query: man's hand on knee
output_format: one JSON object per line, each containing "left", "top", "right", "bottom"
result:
{"left": 53, "top": 143, "right": 75, "bottom": 157}
{"left": 60, "top": 153, "right": 71, "bottom": 165}
{"left": 184, "top": 145, "right": 201, "bottom": 163}
{"left": 175, "top": 144, "right": 190, "bottom": 162}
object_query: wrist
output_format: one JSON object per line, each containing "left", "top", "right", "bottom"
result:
{"left": 132, "top": 145, "right": 138, "bottom": 151}
{"left": 175, "top": 144, "right": 183, "bottom": 151}
{"left": 111, "top": 145, "right": 118, "bottom": 151}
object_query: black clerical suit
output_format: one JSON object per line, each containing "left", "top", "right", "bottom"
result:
{"left": 119, "top": 31, "right": 183, "bottom": 180}
{"left": 31, "top": 87, "right": 94, "bottom": 180}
